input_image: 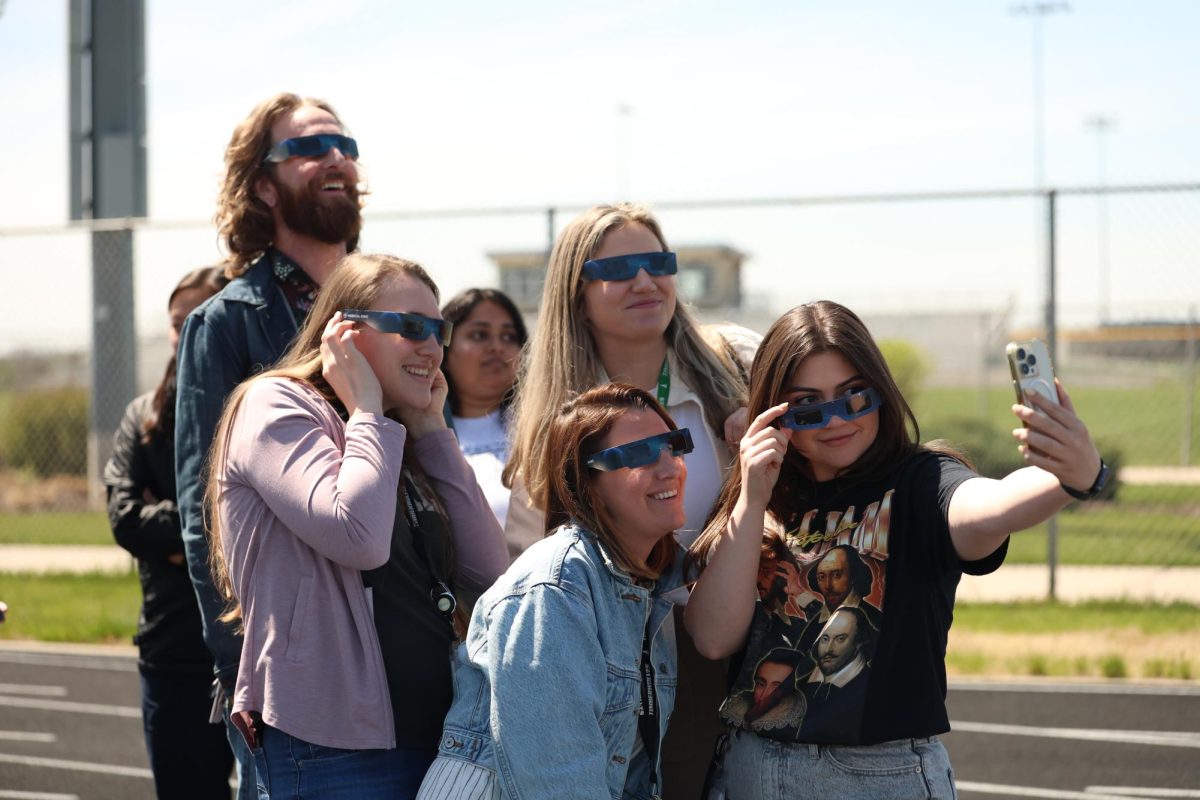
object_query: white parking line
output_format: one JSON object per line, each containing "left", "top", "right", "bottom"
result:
{"left": 0, "top": 652, "right": 136, "bottom": 673}
{"left": 0, "top": 684, "right": 68, "bottom": 697}
{"left": 957, "top": 780, "right": 1152, "bottom": 799}
{"left": 0, "top": 752, "right": 150, "bottom": 779}
{"left": 951, "top": 721, "right": 1200, "bottom": 748}
{"left": 0, "top": 791, "right": 80, "bottom": 800}
{"left": 1087, "top": 789, "right": 1200, "bottom": 798}
{"left": 0, "top": 731, "right": 56, "bottom": 743}
{"left": 0, "top": 695, "right": 140, "bottom": 719}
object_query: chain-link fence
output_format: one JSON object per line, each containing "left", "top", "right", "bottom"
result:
{"left": 1, "top": 185, "right": 1196, "bottom": 574}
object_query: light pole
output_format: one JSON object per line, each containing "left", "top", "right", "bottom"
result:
{"left": 1011, "top": 2, "right": 1069, "bottom": 601}
{"left": 1085, "top": 114, "right": 1117, "bottom": 324}
{"left": 1011, "top": 3, "right": 1070, "bottom": 189}
{"left": 616, "top": 103, "right": 632, "bottom": 202}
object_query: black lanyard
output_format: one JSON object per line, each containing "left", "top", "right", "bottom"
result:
{"left": 401, "top": 473, "right": 459, "bottom": 638}
{"left": 638, "top": 615, "right": 662, "bottom": 800}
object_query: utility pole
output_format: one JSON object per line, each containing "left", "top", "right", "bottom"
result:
{"left": 1011, "top": 2, "right": 1070, "bottom": 189}
{"left": 1085, "top": 114, "right": 1117, "bottom": 324}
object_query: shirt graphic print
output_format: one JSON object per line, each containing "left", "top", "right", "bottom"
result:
{"left": 719, "top": 488, "right": 892, "bottom": 744}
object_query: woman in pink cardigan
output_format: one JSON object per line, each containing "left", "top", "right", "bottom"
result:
{"left": 204, "top": 253, "right": 508, "bottom": 799}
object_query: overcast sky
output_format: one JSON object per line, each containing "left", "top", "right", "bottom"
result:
{"left": 1, "top": 0, "right": 1197, "bottom": 353}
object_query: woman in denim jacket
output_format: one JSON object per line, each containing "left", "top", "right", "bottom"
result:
{"left": 418, "top": 384, "right": 691, "bottom": 800}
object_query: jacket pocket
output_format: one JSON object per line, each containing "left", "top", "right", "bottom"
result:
{"left": 284, "top": 574, "right": 313, "bottom": 663}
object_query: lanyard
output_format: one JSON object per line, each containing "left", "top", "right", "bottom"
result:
{"left": 402, "top": 473, "right": 459, "bottom": 639}
{"left": 638, "top": 616, "right": 662, "bottom": 800}
{"left": 656, "top": 357, "right": 670, "bottom": 408}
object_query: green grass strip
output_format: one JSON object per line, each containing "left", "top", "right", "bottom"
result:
{"left": 0, "top": 512, "right": 114, "bottom": 545}
{"left": 954, "top": 598, "right": 1200, "bottom": 634}
{"left": 0, "top": 571, "right": 140, "bottom": 643}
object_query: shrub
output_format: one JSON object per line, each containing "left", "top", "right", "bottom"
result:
{"left": 924, "top": 416, "right": 1024, "bottom": 479}
{"left": 879, "top": 339, "right": 931, "bottom": 403}
{"left": 0, "top": 388, "right": 89, "bottom": 477}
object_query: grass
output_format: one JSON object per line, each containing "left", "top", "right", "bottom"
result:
{"left": 916, "top": 384, "right": 1200, "bottom": 467}
{"left": 1004, "top": 508, "right": 1200, "bottom": 566}
{"left": 950, "top": 599, "right": 1200, "bottom": 680}
{"left": 954, "top": 599, "right": 1200, "bottom": 634}
{"left": 0, "top": 571, "right": 140, "bottom": 644}
{"left": 0, "top": 511, "right": 114, "bottom": 545}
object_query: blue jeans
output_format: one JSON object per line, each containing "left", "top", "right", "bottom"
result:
{"left": 714, "top": 730, "right": 956, "bottom": 800}
{"left": 140, "top": 669, "right": 234, "bottom": 800}
{"left": 253, "top": 726, "right": 435, "bottom": 800}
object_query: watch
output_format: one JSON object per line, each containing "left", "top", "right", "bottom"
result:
{"left": 1061, "top": 459, "right": 1110, "bottom": 501}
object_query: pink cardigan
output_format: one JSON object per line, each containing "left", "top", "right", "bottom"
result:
{"left": 218, "top": 377, "right": 507, "bottom": 749}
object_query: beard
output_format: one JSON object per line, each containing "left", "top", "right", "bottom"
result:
{"left": 273, "top": 170, "right": 362, "bottom": 245}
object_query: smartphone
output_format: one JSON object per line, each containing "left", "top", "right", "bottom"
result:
{"left": 1006, "top": 339, "right": 1059, "bottom": 408}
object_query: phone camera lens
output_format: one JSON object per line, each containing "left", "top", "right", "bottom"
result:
{"left": 1016, "top": 348, "right": 1026, "bottom": 360}
{"left": 1020, "top": 363, "right": 1030, "bottom": 375}
{"left": 1027, "top": 354, "right": 1037, "bottom": 366}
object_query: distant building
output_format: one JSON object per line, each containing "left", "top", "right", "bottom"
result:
{"left": 489, "top": 244, "right": 745, "bottom": 312}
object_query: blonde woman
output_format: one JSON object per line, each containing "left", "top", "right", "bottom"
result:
{"left": 503, "top": 203, "right": 757, "bottom": 798}
{"left": 205, "top": 254, "right": 508, "bottom": 799}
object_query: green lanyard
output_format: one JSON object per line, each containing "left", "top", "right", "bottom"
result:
{"left": 656, "top": 357, "right": 671, "bottom": 408}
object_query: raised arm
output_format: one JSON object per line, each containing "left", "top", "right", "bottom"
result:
{"left": 685, "top": 403, "right": 790, "bottom": 659}
{"left": 485, "top": 586, "right": 612, "bottom": 799}
{"left": 948, "top": 379, "right": 1102, "bottom": 562}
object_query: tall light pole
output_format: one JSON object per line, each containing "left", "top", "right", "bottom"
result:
{"left": 1011, "top": 3, "right": 1070, "bottom": 189}
{"left": 1085, "top": 114, "right": 1117, "bottom": 324}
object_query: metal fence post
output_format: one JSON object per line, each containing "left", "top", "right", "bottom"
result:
{"left": 1046, "top": 189, "right": 1058, "bottom": 600}
{"left": 1184, "top": 305, "right": 1197, "bottom": 467}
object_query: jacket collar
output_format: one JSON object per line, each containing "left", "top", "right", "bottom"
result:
{"left": 570, "top": 523, "right": 687, "bottom": 598}
{"left": 221, "top": 248, "right": 289, "bottom": 308}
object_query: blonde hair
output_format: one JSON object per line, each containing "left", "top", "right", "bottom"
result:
{"left": 505, "top": 203, "right": 748, "bottom": 517}
{"left": 203, "top": 253, "right": 438, "bottom": 623}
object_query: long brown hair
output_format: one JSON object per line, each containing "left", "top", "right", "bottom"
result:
{"left": 539, "top": 383, "right": 679, "bottom": 581}
{"left": 142, "top": 266, "right": 228, "bottom": 445}
{"left": 216, "top": 92, "right": 364, "bottom": 277}
{"left": 204, "top": 253, "right": 439, "bottom": 623}
{"left": 505, "top": 203, "right": 748, "bottom": 507}
{"left": 690, "top": 301, "right": 965, "bottom": 567}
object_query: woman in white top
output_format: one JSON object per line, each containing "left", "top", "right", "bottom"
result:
{"left": 502, "top": 202, "right": 757, "bottom": 798}
{"left": 441, "top": 288, "right": 527, "bottom": 527}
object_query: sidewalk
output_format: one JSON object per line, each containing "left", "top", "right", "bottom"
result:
{"left": 2, "top": 543, "right": 1199, "bottom": 603}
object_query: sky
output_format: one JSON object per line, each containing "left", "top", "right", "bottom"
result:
{"left": 1, "top": 0, "right": 1198, "bottom": 355}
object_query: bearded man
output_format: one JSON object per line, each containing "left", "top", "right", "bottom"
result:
{"left": 174, "top": 93, "right": 365, "bottom": 799}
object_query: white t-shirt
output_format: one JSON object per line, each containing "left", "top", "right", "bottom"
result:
{"left": 452, "top": 409, "right": 511, "bottom": 526}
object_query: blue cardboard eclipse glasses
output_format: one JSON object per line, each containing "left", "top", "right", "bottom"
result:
{"left": 341, "top": 309, "right": 453, "bottom": 346}
{"left": 581, "top": 251, "right": 678, "bottom": 283}
{"left": 586, "top": 428, "right": 694, "bottom": 472}
{"left": 778, "top": 387, "right": 883, "bottom": 431}
{"left": 264, "top": 134, "right": 359, "bottom": 163}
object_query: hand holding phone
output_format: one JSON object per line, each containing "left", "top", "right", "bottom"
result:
{"left": 1006, "top": 339, "right": 1059, "bottom": 409}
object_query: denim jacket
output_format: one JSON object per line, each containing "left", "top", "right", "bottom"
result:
{"left": 435, "top": 523, "right": 685, "bottom": 800}
{"left": 175, "top": 252, "right": 299, "bottom": 684}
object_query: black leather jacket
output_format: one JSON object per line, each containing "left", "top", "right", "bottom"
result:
{"left": 104, "top": 391, "right": 214, "bottom": 674}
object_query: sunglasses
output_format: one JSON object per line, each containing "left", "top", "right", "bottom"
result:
{"left": 778, "top": 387, "right": 883, "bottom": 431}
{"left": 586, "top": 428, "right": 694, "bottom": 472}
{"left": 264, "top": 134, "right": 359, "bottom": 163}
{"left": 341, "top": 309, "right": 453, "bottom": 346}
{"left": 581, "top": 251, "right": 678, "bottom": 283}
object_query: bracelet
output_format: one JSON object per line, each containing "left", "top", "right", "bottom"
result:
{"left": 1060, "top": 459, "right": 1110, "bottom": 501}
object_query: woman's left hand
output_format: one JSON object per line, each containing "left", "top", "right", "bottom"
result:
{"left": 394, "top": 368, "right": 449, "bottom": 439}
{"left": 1011, "top": 379, "right": 1102, "bottom": 495}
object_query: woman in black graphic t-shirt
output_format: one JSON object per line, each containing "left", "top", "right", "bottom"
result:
{"left": 686, "top": 301, "right": 1105, "bottom": 800}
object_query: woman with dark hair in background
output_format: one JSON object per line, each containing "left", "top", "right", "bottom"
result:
{"left": 104, "top": 266, "right": 234, "bottom": 800}
{"left": 440, "top": 288, "right": 526, "bottom": 526}
{"left": 418, "top": 384, "right": 689, "bottom": 800}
